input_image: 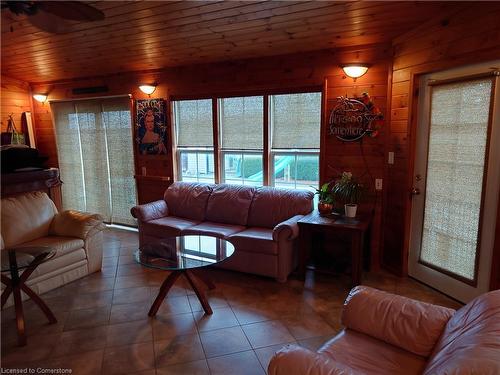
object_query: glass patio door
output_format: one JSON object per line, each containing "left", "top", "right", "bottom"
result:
{"left": 409, "top": 63, "right": 500, "bottom": 303}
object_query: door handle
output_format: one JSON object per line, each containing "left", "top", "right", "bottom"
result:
{"left": 411, "top": 187, "right": 421, "bottom": 196}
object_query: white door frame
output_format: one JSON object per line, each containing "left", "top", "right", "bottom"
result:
{"left": 408, "top": 61, "right": 500, "bottom": 303}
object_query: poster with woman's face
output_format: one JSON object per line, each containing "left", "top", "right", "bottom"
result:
{"left": 136, "top": 99, "right": 167, "bottom": 155}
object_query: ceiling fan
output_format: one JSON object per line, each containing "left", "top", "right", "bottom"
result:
{"left": 1, "top": 1, "right": 105, "bottom": 33}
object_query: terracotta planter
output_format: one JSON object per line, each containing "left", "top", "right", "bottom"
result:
{"left": 318, "top": 201, "right": 334, "bottom": 216}
{"left": 344, "top": 204, "right": 357, "bottom": 218}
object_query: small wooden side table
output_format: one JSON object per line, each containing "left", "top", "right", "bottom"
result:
{"left": 1, "top": 246, "right": 58, "bottom": 346}
{"left": 297, "top": 210, "right": 372, "bottom": 286}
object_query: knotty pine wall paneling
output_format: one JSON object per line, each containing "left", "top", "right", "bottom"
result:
{"left": 30, "top": 45, "right": 391, "bottom": 270}
{"left": 386, "top": 3, "right": 500, "bottom": 284}
{"left": 1, "top": 75, "right": 32, "bottom": 134}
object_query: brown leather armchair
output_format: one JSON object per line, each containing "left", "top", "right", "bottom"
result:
{"left": 269, "top": 286, "right": 500, "bottom": 375}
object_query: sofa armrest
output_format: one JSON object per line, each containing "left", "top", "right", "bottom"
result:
{"left": 49, "top": 210, "right": 105, "bottom": 240}
{"left": 341, "top": 286, "right": 455, "bottom": 357}
{"left": 268, "top": 345, "right": 357, "bottom": 375}
{"left": 273, "top": 214, "right": 303, "bottom": 242}
{"left": 130, "top": 200, "right": 168, "bottom": 222}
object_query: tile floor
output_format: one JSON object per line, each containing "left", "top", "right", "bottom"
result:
{"left": 1, "top": 228, "right": 462, "bottom": 374}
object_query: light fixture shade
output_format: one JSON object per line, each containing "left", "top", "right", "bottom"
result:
{"left": 139, "top": 84, "right": 156, "bottom": 95}
{"left": 33, "top": 94, "right": 48, "bottom": 102}
{"left": 342, "top": 65, "right": 369, "bottom": 79}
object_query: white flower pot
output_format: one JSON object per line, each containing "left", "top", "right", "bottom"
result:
{"left": 345, "top": 204, "right": 357, "bottom": 218}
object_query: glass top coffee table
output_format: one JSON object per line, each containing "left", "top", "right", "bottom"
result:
{"left": 135, "top": 235, "right": 235, "bottom": 316}
{"left": 1, "top": 246, "right": 57, "bottom": 346}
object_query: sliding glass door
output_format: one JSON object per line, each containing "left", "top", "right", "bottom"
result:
{"left": 51, "top": 96, "right": 136, "bottom": 226}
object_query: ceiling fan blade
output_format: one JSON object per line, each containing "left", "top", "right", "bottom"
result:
{"left": 38, "top": 1, "right": 105, "bottom": 22}
{"left": 28, "top": 10, "right": 71, "bottom": 34}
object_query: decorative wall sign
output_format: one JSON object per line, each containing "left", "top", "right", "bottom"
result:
{"left": 328, "top": 93, "right": 383, "bottom": 142}
{"left": 136, "top": 98, "right": 167, "bottom": 155}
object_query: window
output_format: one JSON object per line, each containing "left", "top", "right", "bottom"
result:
{"left": 173, "top": 90, "right": 321, "bottom": 190}
{"left": 51, "top": 97, "right": 136, "bottom": 226}
{"left": 219, "top": 96, "right": 263, "bottom": 186}
{"left": 174, "top": 99, "right": 214, "bottom": 183}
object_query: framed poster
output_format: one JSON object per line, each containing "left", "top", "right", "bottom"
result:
{"left": 135, "top": 98, "right": 167, "bottom": 155}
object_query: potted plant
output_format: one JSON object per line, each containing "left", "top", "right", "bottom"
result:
{"left": 314, "top": 182, "right": 334, "bottom": 216}
{"left": 332, "top": 172, "right": 363, "bottom": 218}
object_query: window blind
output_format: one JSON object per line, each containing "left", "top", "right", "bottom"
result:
{"left": 271, "top": 92, "right": 321, "bottom": 149}
{"left": 420, "top": 78, "right": 492, "bottom": 280}
{"left": 51, "top": 97, "right": 136, "bottom": 226}
{"left": 175, "top": 99, "right": 213, "bottom": 147}
{"left": 220, "top": 96, "right": 263, "bottom": 150}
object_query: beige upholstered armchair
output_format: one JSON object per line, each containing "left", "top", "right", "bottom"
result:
{"left": 1, "top": 191, "right": 105, "bottom": 302}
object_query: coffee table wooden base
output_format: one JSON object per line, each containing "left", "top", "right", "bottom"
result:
{"left": 148, "top": 269, "right": 213, "bottom": 316}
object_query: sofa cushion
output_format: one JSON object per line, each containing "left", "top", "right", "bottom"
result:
{"left": 247, "top": 187, "right": 313, "bottom": 228}
{"left": 17, "top": 236, "right": 85, "bottom": 260}
{"left": 164, "top": 182, "right": 213, "bottom": 221}
{"left": 205, "top": 184, "right": 255, "bottom": 226}
{"left": 319, "top": 329, "right": 427, "bottom": 375}
{"left": 228, "top": 227, "right": 277, "bottom": 255}
{"left": 1, "top": 192, "right": 58, "bottom": 248}
{"left": 423, "top": 290, "right": 500, "bottom": 374}
{"left": 184, "top": 222, "right": 245, "bottom": 238}
{"left": 141, "top": 216, "right": 200, "bottom": 237}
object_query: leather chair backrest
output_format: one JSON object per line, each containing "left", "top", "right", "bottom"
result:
{"left": 164, "top": 182, "right": 213, "bottom": 221}
{"left": 205, "top": 184, "right": 255, "bottom": 226}
{"left": 247, "top": 186, "right": 314, "bottom": 228}
{"left": 424, "top": 290, "right": 500, "bottom": 374}
{"left": 1, "top": 191, "right": 58, "bottom": 247}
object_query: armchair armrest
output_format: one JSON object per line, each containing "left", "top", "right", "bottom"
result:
{"left": 268, "top": 345, "right": 356, "bottom": 375}
{"left": 130, "top": 200, "right": 168, "bottom": 222}
{"left": 49, "top": 210, "right": 105, "bottom": 240}
{"left": 341, "top": 286, "right": 455, "bottom": 357}
{"left": 273, "top": 214, "right": 304, "bottom": 241}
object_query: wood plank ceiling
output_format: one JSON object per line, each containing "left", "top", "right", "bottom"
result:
{"left": 1, "top": 1, "right": 451, "bottom": 83}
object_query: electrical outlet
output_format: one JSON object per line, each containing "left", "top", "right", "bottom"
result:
{"left": 388, "top": 152, "right": 395, "bottom": 165}
{"left": 375, "top": 179, "right": 383, "bottom": 190}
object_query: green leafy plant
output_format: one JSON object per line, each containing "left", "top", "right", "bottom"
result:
{"left": 332, "top": 172, "right": 363, "bottom": 204}
{"left": 314, "top": 182, "right": 334, "bottom": 204}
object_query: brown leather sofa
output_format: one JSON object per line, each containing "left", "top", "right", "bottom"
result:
{"left": 1, "top": 191, "right": 105, "bottom": 305}
{"left": 269, "top": 285, "right": 500, "bottom": 375}
{"left": 131, "top": 182, "right": 314, "bottom": 281}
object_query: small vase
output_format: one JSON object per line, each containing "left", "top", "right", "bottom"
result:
{"left": 318, "top": 201, "right": 334, "bottom": 216}
{"left": 344, "top": 204, "right": 357, "bottom": 218}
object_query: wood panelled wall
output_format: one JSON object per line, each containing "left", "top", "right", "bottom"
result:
{"left": 386, "top": 3, "right": 500, "bottom": 286}
{"left": 30, "top": 45, "right": 391, "bottom": 269}
{"left": 1, "top": 75, "right": 32, "bottom": 133}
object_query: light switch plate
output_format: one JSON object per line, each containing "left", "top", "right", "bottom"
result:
{"left": 388, "top": 152, "right": 395, "bottom": 165}
{"left": 375, "top": 179, "right": 383, "bottom": 190}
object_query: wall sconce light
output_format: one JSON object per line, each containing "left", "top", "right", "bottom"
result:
{"left": 138, "top": 84, "right": 157, "bottom": 96}
{"left": 341, "top": 65, "right": 369, "bottom": 81}
{"left": 33, "top": 94, "right": 48, "bottom": 103}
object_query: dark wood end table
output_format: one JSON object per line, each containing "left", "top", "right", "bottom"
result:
{"left": 1, "top": 246, "right": 58, "bottom": 346}
{"left": 135, "top": 235, "right": 234, "bottom": 316}
{"left": 297, "top": 210, "right": 372, "bottom": 286}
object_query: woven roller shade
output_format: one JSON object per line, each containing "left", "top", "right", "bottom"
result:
{"left": 271, "top": 92, "right": 321, "bottom": 149}
{"left": 220, "top": 96, "right": 263, "bottom": 150}
{"left": 420, "top": 78, "right": 492, "bottom": 280}
{"left": 176, "top": 99, "right": 213, "bottom": 147}
{"left": 51, "top": 97, "right": 136, "bottom": 226}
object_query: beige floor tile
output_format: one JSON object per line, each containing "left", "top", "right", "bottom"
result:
{"left": 151, "top": 312, "right": 197, "bottom": 340}
{"left": 207, "top": 350, "right": 265, "bottom": 375}
{"left": 254, "top": 342, "right": 295, "bottom": 371}
{"left": 231, "top": 302, "right": 279, "bottom": 325}
{"left": 20, "top": 349, "right": 104, "bottom": 375}
{"left": 64, "top": 306, "right": 111, "bottom": 331}
{"left": 106, "top": 319, "right": 153, "bottom": 347}
{"left": 102, "top": 342, "right": 155, "bottom": 374}
{"left": 112, "top": 286, "right": 151, "bottom": 305}
{"left": 154, "top": 333, "right": 205, "bottom": 367}
{"left": 199, "top": 326, "right": 251, "bottom": 358}
{"left": 1, "top": 332, "right": 61, "bottom": 367}
{"left": 109, "top": 302, "right": 150, "bottom": 324}
{"left": 70, "top": 290, "right": 113, "bottom": 310}
{"left": 51, "top": 326, "right": 107, "bottom": 358}
{"left": 114, "top": 274, "right": 149, "bottom": 289}
{"left": 281, "top": 311, "right": 336, "bottom": 340}
{"left": 188, "top": 292, "right": 228, "bottom": 312}
{"left": 117, "top": 263, "right": 149, "bottom": 277}
{"left": 156, "top": 359, "right": 210, "bottom": 375}
{"left": 242, "top": 320, "right": 295, "bottom": 349}
{"left": 193, "top": 307, "right": 239, "bottom": 332}
{"left": 156, "top": 295, "right": 192, "bottom": 316}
